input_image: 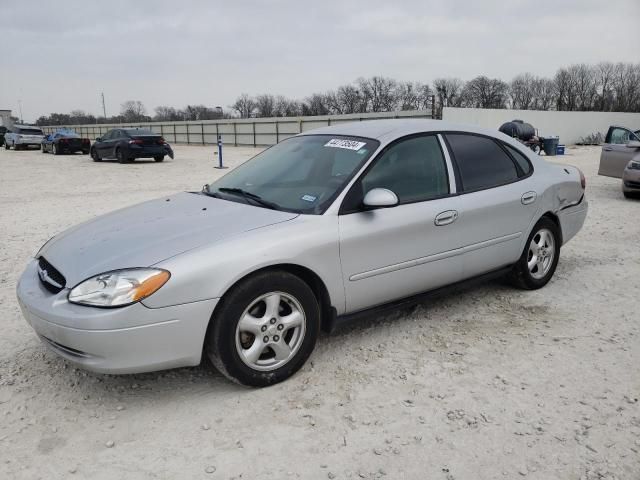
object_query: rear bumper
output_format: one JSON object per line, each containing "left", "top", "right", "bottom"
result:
{"left": 558, "top": 198, "right": 588, "bottom": 245}
{"left": 16, "top": 259, "right": 217, "bottom": 374}
{"left": 128, "top": 145, "right": 173, "bottom": 158}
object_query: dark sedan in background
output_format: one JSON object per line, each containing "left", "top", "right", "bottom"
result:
{"left": 90, "top": 128, "right": 174, "bottom": 163}
{"left": 41, "top": 129, "right": 91, "bottom": 155}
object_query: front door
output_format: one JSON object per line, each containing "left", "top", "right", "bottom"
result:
{"left": 598, "top": 126, "right": 639, "bottom": 178}
{"left": 338, "top": 134, "right": 464, "bottom": 313}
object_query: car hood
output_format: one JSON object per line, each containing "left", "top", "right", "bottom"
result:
{"left": 39, "top": 192, "right": 298, "bottom": 286}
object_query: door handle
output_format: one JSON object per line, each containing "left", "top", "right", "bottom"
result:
{"left": 434, "top": 210, "right": 458, "bottom": 226}
{"left": 521, "top": 191, "right": 537, "bottom": 205}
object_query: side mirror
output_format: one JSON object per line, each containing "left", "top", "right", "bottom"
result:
{"left": 363, "top": 188, "right": 399, "bottom": 209}
{"left": 95, "top": 137, "right": 102, "bottom": 142}
{"left": 626, "top": 140, "right": 640, "bottom": 148}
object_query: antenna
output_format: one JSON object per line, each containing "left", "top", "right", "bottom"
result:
{"left": 101, "top": 92, "right": 107, "bottom": 118}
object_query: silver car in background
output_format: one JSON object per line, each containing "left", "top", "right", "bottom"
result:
{"left": 17, "top": 120, "right": 588, "bottom": 386}
{"left": 597, "top": 125, "right": 640, "bottom": 198}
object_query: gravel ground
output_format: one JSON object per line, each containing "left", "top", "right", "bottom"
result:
{"left": 0, "top": 144, "right": 638, "bottom": 480}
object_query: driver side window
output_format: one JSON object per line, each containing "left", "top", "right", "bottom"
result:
{"left": 609, "top": 127, "right": 638, "bottom": 144}
{"left": 360, "top": 135, "right": 449, "bottom": 204}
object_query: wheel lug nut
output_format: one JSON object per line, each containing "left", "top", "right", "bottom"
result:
{"left": 273, "top": 335, "right": 280, "bottom": 342}
{"left": 277, "top": 324, "right": 284, "bottom": 331}
{"left": 270, "top": 318, "right": 276, "bottom": 324}
{"left": 263, "top": 336, "right": 269, "bottom": 343}
{"left": 261, "top": 325, "right": 267, "bottom": 332}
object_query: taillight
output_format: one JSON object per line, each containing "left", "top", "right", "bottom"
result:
{"left": 129, "top": 139, "right": 144, "bottom": 145}
{"left": 157, "top": 137, "right": 166, "bottom": 145}
{"left": 82, "top": 138, "right": 90, "bottom": 144}
{"left": 579, "top": 169, "right": 586, "bottom": 190}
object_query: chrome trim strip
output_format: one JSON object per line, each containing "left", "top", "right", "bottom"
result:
{"left": 438, "top": 133, "right": 456, "bottom": 195}
{"left": 350, "top": 232, "right": 522, "bottom": 281}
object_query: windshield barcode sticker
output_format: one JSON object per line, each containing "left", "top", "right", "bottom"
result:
{"left": 324, "top": 139, "right": 367, "bottom": 150}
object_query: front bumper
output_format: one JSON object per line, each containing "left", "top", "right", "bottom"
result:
{"left": 16, "top": 259, "right": 218, "bottom": 374}
{"left": 622, "top": 167, "right": 640, "bottom": 192}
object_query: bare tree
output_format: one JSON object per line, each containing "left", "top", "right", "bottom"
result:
{"left": 596, "top": 62, "right": 616, "bottom": 111}
{"left": 231, "top": 93, "right": 256, "bottom": 118}
{"left": 460, "top": 76, "right": 509, "bottom": 109}
{"left": 154, "top": 106, "right": 181, "bottom": 121}
{"left": 509, "top": 73, "right": 535, "bottom": 110}
{"left": 255, "top": 94, "right": 276, "bottom": 117}
{"left": 357, "top": 76, "right": 398, "bottom": 112}
{"left": 433, "top": 78, "right": 464, "bottom": 112}
{"left": 120, "top": 100, "right": 147, "bottom": 122}
{"left": 302, "top": 93, "right": 330, "bottom": 116}
{"left": 273, "top": 96, "right": 302, "bottom": 117}
{"left": 531, "top": 77, "right": 556, "bottom": 110}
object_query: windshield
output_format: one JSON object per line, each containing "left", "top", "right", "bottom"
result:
{"left": 208, "top": 135, "right": 379, "bottom": 214}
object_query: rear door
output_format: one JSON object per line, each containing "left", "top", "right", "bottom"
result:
{"left": 338, "top": 134, "right": 464, "bottom": 313}
{"left": 598, "top": 127, "right": 639, "bottom": 178}
{"left": 443, "top": 133, "right": 538, "bottom": 279}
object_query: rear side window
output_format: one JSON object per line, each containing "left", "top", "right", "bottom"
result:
{"left": 504, "top": 144, "right": 533, "bottom": 176}
{"left": 446, "top": 134, "right": 518, "bottom": 192}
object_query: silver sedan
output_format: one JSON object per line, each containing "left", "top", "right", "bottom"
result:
{"left": 16, "top": 120, "right": 588, "bottom": 386}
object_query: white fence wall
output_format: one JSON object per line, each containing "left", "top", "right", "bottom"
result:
{"left": 443, "top": 107, "right": 640, "bottom": 145}
{"left": 41, "top": 109, "right": 433, "bottom": 146}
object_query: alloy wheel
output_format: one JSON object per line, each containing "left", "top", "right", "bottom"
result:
{"left": 234, "top": 291, "right": 306, "bottom": 372}
{"left": 527, "top": 228, "right": 555, "bottom": 279}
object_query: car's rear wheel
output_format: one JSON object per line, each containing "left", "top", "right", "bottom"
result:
{"left": 52, "top": 143, "right": 58, "bottom": 155}
{"left": 154, "top": 155, "right": 164, "bottom": 162}
{"left": 206, "top": 271, "right": 320, "bottom": 387}
{"left": 90, "top": 148, "right": 101, "bottom": 162}
{"left": 508, "top": 217, "right": 560, "bottom": 290}
{"left": 41, "top": 144, "right": 46, "bottom": 153}
{"left": 4, "top": 142, "right": 9, "bottom": 150}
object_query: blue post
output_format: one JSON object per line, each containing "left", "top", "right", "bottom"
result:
{"left": 215, "top": 134, "right": 227, "bottom": 169}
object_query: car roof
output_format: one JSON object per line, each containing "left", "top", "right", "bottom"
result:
{"left": 300, "top": 119, "right": 509, "bottom": 144}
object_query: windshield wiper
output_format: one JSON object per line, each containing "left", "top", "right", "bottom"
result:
{"left": 217, "top": 187, "right": 281, "bottom": 210}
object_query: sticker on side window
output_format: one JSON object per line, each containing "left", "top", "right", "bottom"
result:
{"left": 324, "top": 139, "right": 367, "bottom": 150}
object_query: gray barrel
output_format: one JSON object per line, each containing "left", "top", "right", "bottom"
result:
{"left": 499, "top": 120, "right": 536, "bottom": 141}
{"left": 541, "top": 136, "right": 559, "bottom": 156}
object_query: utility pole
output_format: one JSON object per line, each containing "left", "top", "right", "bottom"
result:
{"left": 101, "top": 92, "right": 107, "bottom": 118}
{"left": 18, "top": 99, "right": 23, "bottom": 123}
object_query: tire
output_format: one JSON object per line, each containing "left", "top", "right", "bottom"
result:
{"left": 154, "top": 155, "right": 164, "bottom": 162}
{"left": 90, "top": 148, "right": 101, "bottom": 162}
{"left": 4, "top": 141, "right": 9, "bottom": 150}
{"left": 206, "top": 271, "right": 320, "bottom": 387}
{"left": 52, "top": 143, "right": 58, "bottom": 155}
{"left": 116, "top": 148, "right": 128, "bottom": 164}
{"left": 41, "top": 144, "right": 46, "bottom": 153}
{"left": 508, "top": 217, "right": 560, "bottom": 290}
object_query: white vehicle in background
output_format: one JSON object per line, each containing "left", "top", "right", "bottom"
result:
{"left": 4, "top": 125, "right": 46, "bottom": 150}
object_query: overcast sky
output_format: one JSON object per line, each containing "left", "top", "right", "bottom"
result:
{"left": 1, "top": 0, "right": 638, "bottom": 122}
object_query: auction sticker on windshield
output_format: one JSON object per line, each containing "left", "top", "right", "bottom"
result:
{"left": 324, "top": 139, "right": 367, "bottom": 150}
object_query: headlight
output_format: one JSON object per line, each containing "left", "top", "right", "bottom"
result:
{"left": 627, "top": 161, "right": 640, "bottom": 170}
{"left": 68, "top": 269, "right": 170, "bottom": 307}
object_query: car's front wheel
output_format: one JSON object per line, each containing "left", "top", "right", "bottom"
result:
{"left": 52, "top": 143, "right": 58, "bottom": 155}
{"left": 508, "top": 217, "right": 560, "bottom": 289}
{"left": 206, "top": 271, "right": 320, "bottom": 387}
{"left": 90, "top": 148, "right": 101, "bottom": 162}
